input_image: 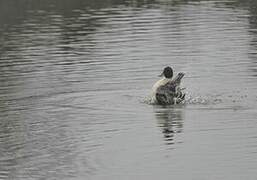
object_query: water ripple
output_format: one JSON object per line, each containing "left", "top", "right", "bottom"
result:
{"left": 1, "top": 0, "right": 257, "bottom": 179}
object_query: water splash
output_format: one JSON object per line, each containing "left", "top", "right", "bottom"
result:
{"left": 185, "top": 95, "right": 215, "bottom": 105}
{"left": 143, "top": 89, "right": 216, "bottom": 105}
{"left": 142, "top": 95, "right": 154, "bottom": 105}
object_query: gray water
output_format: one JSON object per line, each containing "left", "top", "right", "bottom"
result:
{"left": 0, "top": 0, "right": 257, "bottom": 179}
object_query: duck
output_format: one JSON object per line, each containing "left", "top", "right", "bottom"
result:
{"left": 151, "top": 66, "right": 185, "bottom": 105}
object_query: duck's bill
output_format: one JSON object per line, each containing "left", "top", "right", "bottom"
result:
{"left": 158, "top": 72, "right": 163, "bottom": 77}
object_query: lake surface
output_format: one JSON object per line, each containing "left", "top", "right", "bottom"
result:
{"left": 0, "top": 0, "right": 257, "bottom": 179}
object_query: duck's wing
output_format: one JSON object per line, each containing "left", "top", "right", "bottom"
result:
{"left": 157, "top": 72, "right": 185, "bottom": 92}
{"left": 163, "top": 72, "right": 185, "bottom": 91}
{"left": 170, "top": 72, "right": 185, "bottom": 86}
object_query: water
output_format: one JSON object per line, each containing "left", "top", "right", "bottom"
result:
{"left": 0, "top": 0, "right": 257, "bottom": 179}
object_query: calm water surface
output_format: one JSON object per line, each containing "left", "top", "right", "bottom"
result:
{"left": 0, "top": 0, "right": 257, "bottom": 179}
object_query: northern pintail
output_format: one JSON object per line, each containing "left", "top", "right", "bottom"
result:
{"left": 151, "top": 66, "right": 185, "bottom": 105}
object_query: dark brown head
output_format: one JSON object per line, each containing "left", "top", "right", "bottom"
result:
{"left": 159, "top": 66, "right": 173, "bottom": 78}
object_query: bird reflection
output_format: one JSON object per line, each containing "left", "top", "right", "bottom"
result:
{"left": 154, "top": 106, "right": 184, "bottom": 145}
